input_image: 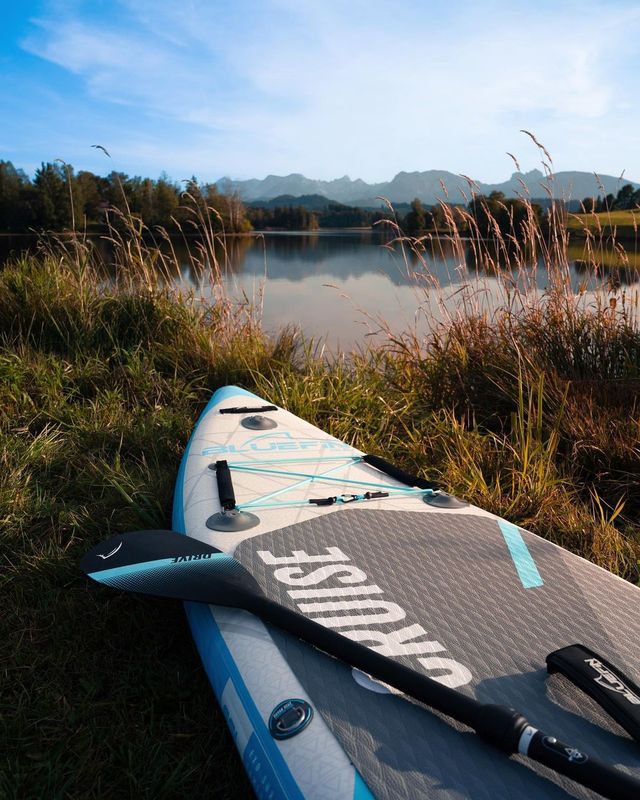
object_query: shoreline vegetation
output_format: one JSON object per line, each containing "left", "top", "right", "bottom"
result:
{"left": 3, "top": 159, "right": 640, "bottom": 241}
{"left": 2, "top": 153, "right": 640, "bottom": 798}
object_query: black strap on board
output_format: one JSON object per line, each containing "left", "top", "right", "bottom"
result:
{"left": 219, "top": 405, "right": 278, "bottom": 414}
{"left": 547, "top": 644, "right": 640, "bottom": 743}
{"left": 213, "top": 460, "right": 236, "bottom": 510}
{"left": 363, "top": 454, "right": 439, "bottom": 490}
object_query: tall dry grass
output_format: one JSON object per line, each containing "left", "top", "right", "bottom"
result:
{"left": 370, "top": 142, "right": 639, "bottom": 581}
{"left": 1, "top": 159, "right": 639, "bottom": 798}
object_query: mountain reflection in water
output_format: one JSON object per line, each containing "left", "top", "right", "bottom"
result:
{"left": 1, "top": 230, "right": 638, "bottom": 350}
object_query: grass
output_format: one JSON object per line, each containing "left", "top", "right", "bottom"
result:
{"left": 1, "top": 187, "right": 640, "bottom": 798}
{"left": 567, "top": 209, "right": 640, "bottom": 238}
{"left": 565, "top": 209, "right": 640, "bottom": 279}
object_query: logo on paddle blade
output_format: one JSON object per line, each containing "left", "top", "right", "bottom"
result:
{"left": 97, "top": 542, "right": 123, "bottom": 560}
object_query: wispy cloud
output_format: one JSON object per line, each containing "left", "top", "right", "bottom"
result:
{"left": 13, "top": 0, "right": 640, "bottom": 181}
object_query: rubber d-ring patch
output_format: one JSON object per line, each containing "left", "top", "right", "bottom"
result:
{"left": 241, "top": 414, "right": 277, "bottom": 430}
{"left": 268, "top": 699, "right": 313, "bottom": 740}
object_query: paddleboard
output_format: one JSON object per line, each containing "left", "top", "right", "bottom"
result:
{"left": 171, "top": 385, "right": 640, "bottom": 799}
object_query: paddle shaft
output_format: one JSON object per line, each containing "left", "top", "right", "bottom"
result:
{"left": 80, "top": 529, "right": 639, "bottom": 799}
{"left": 247, "top": 594, "right": 640, "bottom": 800}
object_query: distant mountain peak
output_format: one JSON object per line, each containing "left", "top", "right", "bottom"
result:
{"left": 217, "top": 168, "right": 639, "bottom": 208}
{"left": 511, "top": 168, "right": 545, "bottom": 180}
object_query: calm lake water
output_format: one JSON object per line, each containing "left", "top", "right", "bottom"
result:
{"left": 2, "top": 230, "right": 639, "bottom": 350}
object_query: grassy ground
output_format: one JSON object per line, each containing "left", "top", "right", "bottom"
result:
{"left": 1, "top": 225, "right": 639, "bottom": 797}
{"left": 567, "top": 209, "right": 640, "bottom": 240}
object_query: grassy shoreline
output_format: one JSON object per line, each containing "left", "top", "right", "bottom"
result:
{"left": 567, "top": 209, "right": 640, "bottom": 239}
{"left": 2, "top": 227, "right": 639, "bottom": 797}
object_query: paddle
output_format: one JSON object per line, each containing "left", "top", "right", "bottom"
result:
{"left": 81, "top": 529, "right": 640, "bottom": 800}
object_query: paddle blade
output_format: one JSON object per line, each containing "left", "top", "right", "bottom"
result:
{"left": 81, "top": 529, "right": 263, "bottom": 606}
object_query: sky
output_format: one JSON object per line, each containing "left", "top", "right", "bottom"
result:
{"left": 2, "top": 0, "right": 640, "bottom": 184}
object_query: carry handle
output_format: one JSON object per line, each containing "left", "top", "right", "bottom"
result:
{"left": 213, "top": 460, "right": 236, "bottom": 510}
{"left": 547, "top": 644, "right": 640, "bottom": 744}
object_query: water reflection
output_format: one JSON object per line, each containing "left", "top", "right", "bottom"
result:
{"left": 2, "top": 230, "right": 639, "bottom": 348}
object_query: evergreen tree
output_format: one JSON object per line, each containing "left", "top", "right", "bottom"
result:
{"left": 76, "top": 170, "right": 106, "bottom": 222}
{"left": 615, "top": 184, "right": 638, "bottom": 210}
{"left": 33, "top": 162, "right": 72, "bottom": 229}
{"left": 104, "top": 171, "right": 134, "bottom": 216}
{"left": 153, "top": 174, "right": 179, "bottom": 227}
{"left": 405, "top": 198, "right": 426, "bottom": 233}
{"left": 581, "top": 197, "right": 595, "bottom": 213}
{"left": 0, "top": 161, "right": 33, "bottom": 231}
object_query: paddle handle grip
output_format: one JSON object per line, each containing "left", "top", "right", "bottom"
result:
{"left": 525, "top": 728, "right": 640, "bottom": 800}
{"left": 475, "top": 706, "right": 640, "bottom": 799}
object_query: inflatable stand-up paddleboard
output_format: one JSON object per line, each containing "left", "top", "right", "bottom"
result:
{"left": 171, "top": 385, "right": 640, "bottom": 799}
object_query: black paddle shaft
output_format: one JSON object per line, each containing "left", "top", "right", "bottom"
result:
{"left": 248, "top": 594, "right": 640, "bottom": 800}
{"left": 81, "top": 530, "right": 640, "bottom": 800}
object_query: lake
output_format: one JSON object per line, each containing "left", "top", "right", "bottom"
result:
{"left": 2, "top": 230, "right": 639, "bottom": 350}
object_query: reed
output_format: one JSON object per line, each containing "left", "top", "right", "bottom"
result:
{"left": 1, "top": 171, "right": 639, "bottom": 798}
{"left": 375, "top": 153, "right": 640, "bottom": 579}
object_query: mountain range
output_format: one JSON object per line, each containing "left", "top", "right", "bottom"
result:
{"left": 216, "top": 169, "right": 639, "bottom": 208}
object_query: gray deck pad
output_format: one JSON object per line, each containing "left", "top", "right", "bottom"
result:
{"left": 235, "top": 509, "right": 640, "bottom": 799}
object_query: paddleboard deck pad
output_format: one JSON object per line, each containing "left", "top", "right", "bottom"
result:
{"left": 172, "top": 386, "right": 640, "bottom": 799}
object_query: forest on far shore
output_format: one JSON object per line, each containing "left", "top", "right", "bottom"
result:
{"left": 0, "top": 160, "right": 251, "bottom": 234}
{"left": 0, "top": 160, "right": 392, "bottom": 235}
{"left": 2, "top": 160, "right": 639, "bottom": 238}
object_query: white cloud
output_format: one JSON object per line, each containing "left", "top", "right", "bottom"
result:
{"left": 19, "top": 0, "right": 640, "bottom": 181}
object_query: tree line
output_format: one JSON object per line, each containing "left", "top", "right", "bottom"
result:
{"left": 247, "top": 205, "right": 320, "bottom": 230}
{"left": 403, "top": 183, "right": 640, "bottom": 237}
{"left": 246, "top": 201, "right": 392, "bottom": 231}
{"left": 404, "top": 192, "right": 544, "bottom": 237}
{"left": 0, "top": 160, "right": 251, "bottom": 234}
{"left": 6, "top": 159, "right": 633, "bottom": 238}
{"left": 581, "top": 184, "right": 640, "bottom": 213}
{"left": 0, "top": 160, "right": 400, "bottom": 235}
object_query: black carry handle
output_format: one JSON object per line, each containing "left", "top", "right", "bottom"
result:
{"left": 363, "top": 454, "right": 439, "bottom": 490}
{"left": 547, "top": 644, "right": 640, "bottom": 744}
{"left": 213, "top": 460, "right": 236, "bottom": 510}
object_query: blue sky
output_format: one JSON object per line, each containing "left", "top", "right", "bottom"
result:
{"left": 2, "top": 0, "right": 640, "bottom": 183}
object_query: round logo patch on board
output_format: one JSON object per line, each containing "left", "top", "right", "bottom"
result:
{"left": 269, "top": 699, "right": 313, "bottom": 739}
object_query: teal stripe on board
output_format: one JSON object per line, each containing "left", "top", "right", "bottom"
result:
{"left": 172, "top": 384, "right": 261, "bottom": 533}
{"left": 497, "top": 520, "right": 544, "bottom": 589}
{"left": 353, "top": 771, "right": 376, "bottom": 799}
